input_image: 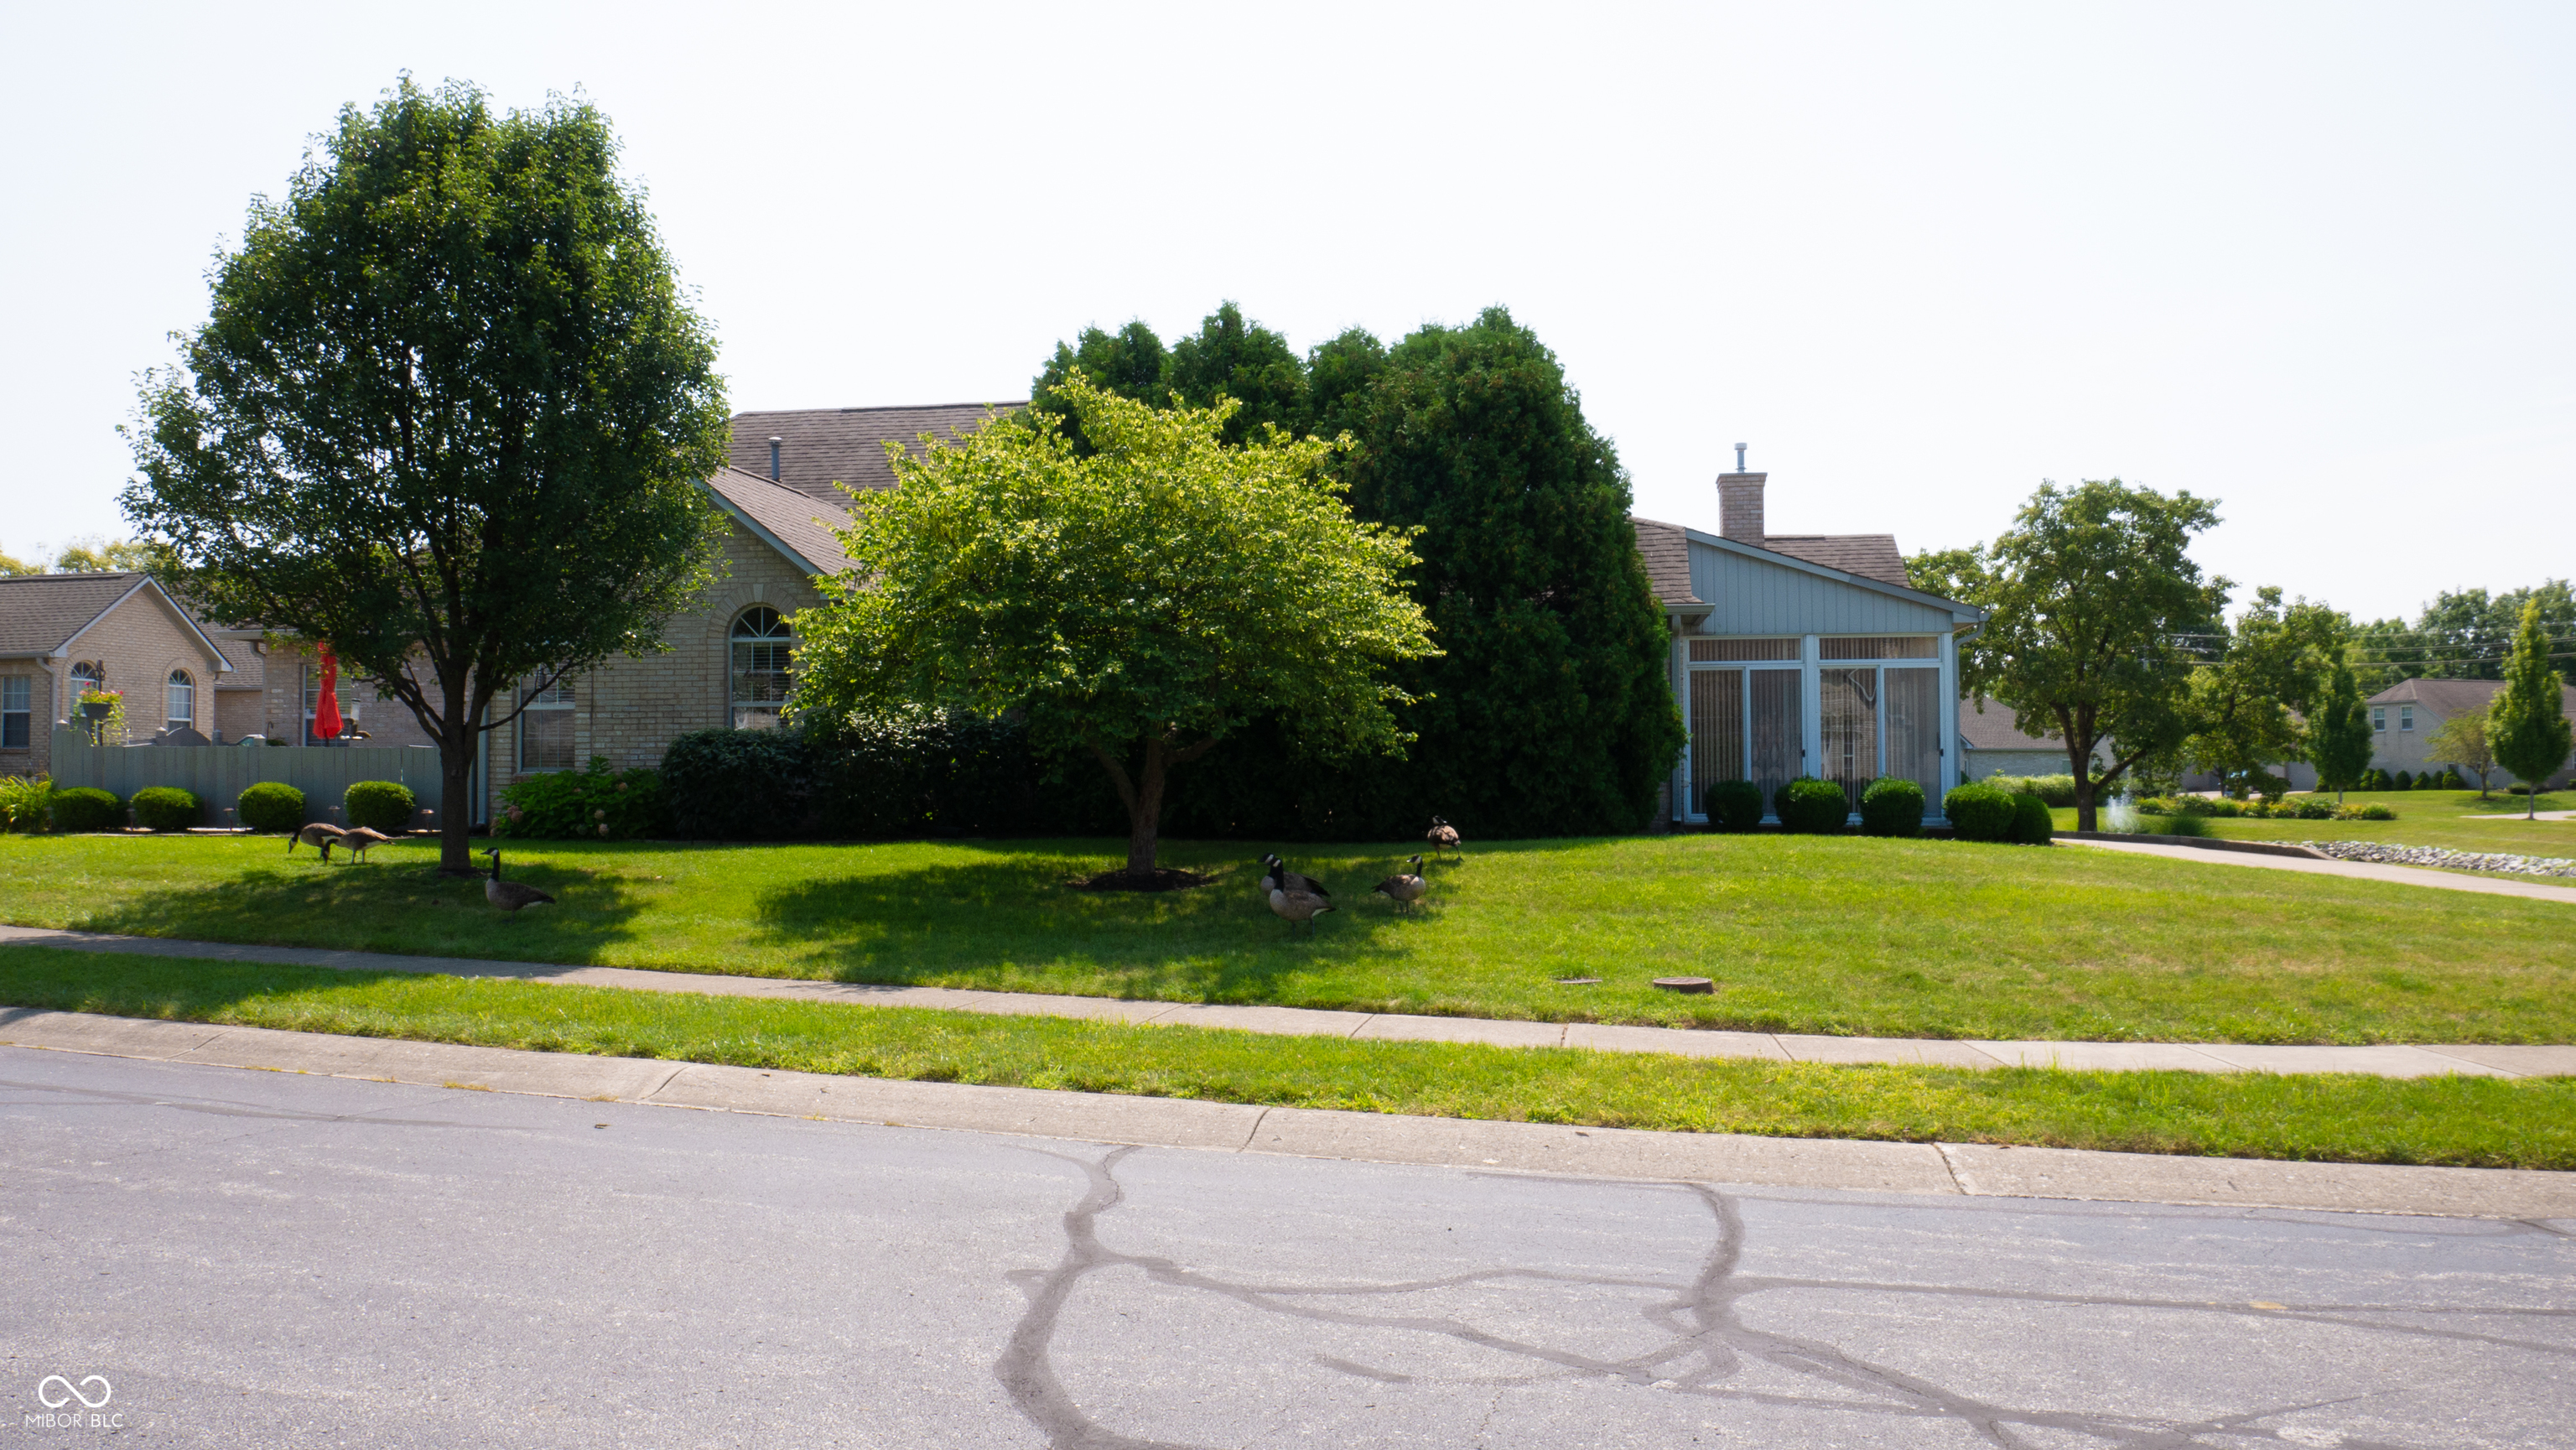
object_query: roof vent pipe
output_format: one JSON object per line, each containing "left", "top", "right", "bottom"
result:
{"left": 768, "top": 436, "right": 782, "bottom": 482}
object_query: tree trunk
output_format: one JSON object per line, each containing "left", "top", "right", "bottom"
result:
{"left": 435, "top": 676, "right": 480, "bottom": 877}
{"left": 1125, "top": 737, "right": 1167, "bottom": 877}
{"left": 2068, "top": 739, "right": 2097, "bottom": 834}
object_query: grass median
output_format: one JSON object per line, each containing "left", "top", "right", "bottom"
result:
{"left": 4, "top": 832, "right": 2573, "bottom": 1043}
{"left": 3, "top": 943, "right": 2568, "bottom": 1170}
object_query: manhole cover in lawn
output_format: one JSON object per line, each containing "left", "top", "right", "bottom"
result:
{"left": 1652, "top": 977, "right": 1715, "bottom": 994}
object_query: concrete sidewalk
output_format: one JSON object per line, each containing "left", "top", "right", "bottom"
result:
{"left": 2059, "top": 834, "right": 2576, "bottom": 902}
{"left": 6, "top": 922, "right": 2572, "bottom": 1079}
{"left": 3, "top": 1005, "right": 2570, "bottom": 1220}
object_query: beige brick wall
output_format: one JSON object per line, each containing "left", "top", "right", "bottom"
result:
{"left": 5, "top": 587, "right": 232, "bottom": 778}
{"left": 0, "top": 662, "right": 58, "bottom": 779}
{"left": 495, "top": 521, "right": 826, "bottom": 783}
{"left": 259, "top": 643, "right": 444, "bottom": 751}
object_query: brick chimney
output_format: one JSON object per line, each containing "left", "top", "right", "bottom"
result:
{"left": 1717, "top": 444, "right": 1765, "bottom": 544}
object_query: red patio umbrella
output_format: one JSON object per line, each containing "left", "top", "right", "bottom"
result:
{"left": 314, "top": 650, "right": 344, "bottom": 742}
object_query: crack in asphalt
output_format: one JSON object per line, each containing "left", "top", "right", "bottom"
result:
{"left": 994, "top": 1149, "right": 2565, "bottom": 1450}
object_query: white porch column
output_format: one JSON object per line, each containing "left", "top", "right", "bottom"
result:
{"left": 1938, "top": 630, "right": 1961, "bottom": 810}
{"left": 1800, "top": 634, "right": 1820, "bottom": 782}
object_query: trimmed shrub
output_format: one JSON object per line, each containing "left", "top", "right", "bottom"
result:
{"left": 236, "top": 782, "right": 306, "bottom": 834}
{"left": 2007, "top": 790, "right": 2056, "bottom": 845}
{"left": 2288, "top": 796, "right": 2334, "bottom": 819}
{"left": 131, "top": 787, "right": 202, "bottom": 832}
{"left": 1987, "top": 772, "right": 2078, "bottom": 807}
{"left": 1703, "top": 779, "right": 1764, "bottom": 833}
{"left": 51, "top": 787, "right": 125, "bottom": 833}
{"left": 661, "top": 729, "right": 814, "bottom": 839}
{"left": 1774, "top": 777, "right": 1850, "bottom": 834}
{"left": 1857, "top": 777, "right": 1925, "bottom": 837}
{"left": 2443, "top": 768, "right": 2466, "bottom": 789}
{"left": 2138, "top": 808, "right": 2210, "bottom": 837}
{"left": 2393, "top": 769, "right": 2412, "bottom": 790}
{"left": 1943, "top": 782, "right": 2018, "bottom": 842}
{"left": 496, "top": 756, "right": 669, "bottom": 839}
{"left": 344, "top": 780, "right": 418, "bottom": 834}
{"left": 2356, "top": 803, "right": 2397, "bottom": 820}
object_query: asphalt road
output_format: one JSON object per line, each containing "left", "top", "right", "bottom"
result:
{"left": 4, "top": 1047, "right": 2571, "bottom": 1449}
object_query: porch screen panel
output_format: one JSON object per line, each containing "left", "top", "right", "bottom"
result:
{"left": 1748, "top": 670, "right": 1801, "bottom": 808}
{"left": 1689, "top": 669, "right": 1743, "bottom": 815}
{"left": 1884, "top": 667, "right": 1942, "bottom": 813}
{"left": 1818, "top": 668, "right": 1878, "bottom": 810}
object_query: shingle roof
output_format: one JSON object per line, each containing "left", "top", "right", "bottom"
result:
{"left": 0, "top": 572, "right": 155, "bottom": 656}
{"left": 702, "top": 467, "right": 854, "bottom": 577}
{"left": 727, "top": 403, "right": 1023, "bottom": 504}
{"left": 1958, "top": 699, "right": 2068, "bottom": 751}
{"left": 1760, "top": 533, "right": 1910, "bottom": 589}
{"left": 1630, "top": 517, "right": 1701, "bottom": 607}
{"left": 2370, "top": 676, "right": 2576, "bottom": 718}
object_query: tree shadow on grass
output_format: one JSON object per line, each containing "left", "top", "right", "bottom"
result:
{"left": 745, "top": 839, "right": 1446, "bottom": 1002}
{"left": 65, "top": 845, "right": 653, "bottom": 970}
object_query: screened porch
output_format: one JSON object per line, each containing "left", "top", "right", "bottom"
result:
{"left": 1683, "top": 635, "right": 1951, "bottom": 824}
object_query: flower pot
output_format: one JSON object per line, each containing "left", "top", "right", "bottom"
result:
{"left": 79, "top": 702, "right": 112, "bottom": 720}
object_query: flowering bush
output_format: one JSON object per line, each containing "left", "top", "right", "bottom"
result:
{"left": 496, "top": 756, "right": 668, "bottom": 839}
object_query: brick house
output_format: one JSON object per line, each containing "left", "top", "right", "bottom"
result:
{"left": 2367, "top": 676, "right": 2576, "bottom": 788}
{"left": 0, "top": 571, "right": 237, "bottom": 778}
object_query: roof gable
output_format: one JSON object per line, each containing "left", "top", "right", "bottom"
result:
{"left": 2370, "top": 675, "right": 2576, "bottom": 716}
{"left": 1633, "top": 516, "right": 1979, "bottom": 628}
{"left": 702, "top": 467, "right": 854, "bottom": 577}
{"left": 727, "top": 403, "right": 1021, "bottom": 504}
{"left": 0, "top": 572, "right": 234, "bottom": 671}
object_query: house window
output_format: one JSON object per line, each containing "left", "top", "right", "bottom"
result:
{"left": 1820, "top": 637, "right": 1937, "bottom": 660}
{"left": 70, "top": 661, "right": 103, "bottom": 696}
{"left": 730, "top": 606, "right": 794, "bottom": 730}
{"left": 166, "top": 670, "right": 195, "bottom": 730}
{"left": 1, "top": 675, "right": 28, "bottom": 749}
{"left": 2400, "top": 705, "right": 2413, "bottom": 732}
{"left": 304, "top": 668, "right": 361, "bottom": 745}
{"left": 2371, "top": 707, "right": 2385, "bottom": 733}
{"left": 518, "top": 673, "right": 576, "bottom": 772}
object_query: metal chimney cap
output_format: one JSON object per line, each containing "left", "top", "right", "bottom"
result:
{"left": 767, "top": 435, "right": 783, "bottom": 445}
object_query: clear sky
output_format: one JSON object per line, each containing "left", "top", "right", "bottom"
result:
{"left": 4, "top": 3, "right": 2568, "bottom": 622}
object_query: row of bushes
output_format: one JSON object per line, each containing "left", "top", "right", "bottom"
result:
{"left": 1980, "top": 772, "right": 2079, "bottom": 807}
{"left": 2364, "top": 767, "right": 2466, "bottom": 792}
{"left": 2136, "top": 795, "right": 2397, "bottom": 822}
{"left": 0, "top": 775, "right": 418, "bottom": 834}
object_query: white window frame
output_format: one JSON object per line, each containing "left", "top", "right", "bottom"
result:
{"left": 730, "top": 607, "right": 794, "bottom": 730}
{"left": 0, "top": 674, "right": 29, "bottom": 750}
{"left": 2371, "top": 707, "right": 2386, "bottom": 733}
{"left": 517, "top": 673, "right": 578, "bottom": 772}
{"left": 2400, "top": 705, "right": 2413, "bottom": 732}
{"left": 166, "top": 669, "right": 195, "bottom": 731}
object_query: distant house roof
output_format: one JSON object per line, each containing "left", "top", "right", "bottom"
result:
{"left": 702, "top": 468, "right": 854, "bottom": 578}
{"left": 1632, "top": 518, "right": 1701, "bottom": 607}
{"left": 726, "top": 403, "right": 1022, "bottom": 504}
{"left": 0, "top": 571, "right": 235, "bottom": 670}
{"left": 2368, "top": 676, "right": 2576, "bottom": 718}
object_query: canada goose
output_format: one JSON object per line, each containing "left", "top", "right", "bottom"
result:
{"left": 288, "top": 822, "right": 345, "bottom": 857}
{"left": 1259, "top": 853, "right": 1329, "bottom": 898}
{"left": 480, "top": 849, "right": 558, "bottom": 912}
{"left": 1374, "top": 855, "right": 1428, "bottom": 914}
{"left": 1268, "top": 877, "right": 1336, "bottom": 934}
{"left": 339, "top": 826, "right": 394, "bottom": 863}
{"left": 1426, "top": 816, "right": 1462, "bottom": 860}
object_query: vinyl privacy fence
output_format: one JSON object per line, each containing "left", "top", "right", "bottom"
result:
{"left": 46, "top": 729, "right": 445, "bottom": 829}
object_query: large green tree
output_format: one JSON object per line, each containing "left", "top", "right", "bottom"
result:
{"left": 2306, "top": 649, "right": 2375, "bottom": 803}
{"left": 124, "top": 78, "right": 730, "bottom": 875}
{"left": 2489, "top": 600, "right": 2573, "bottom": 818}
{"left": 2179, "top": 587, "right": 2345, "bottom": 797}
{"left": 1959, "top": 480, "right": 2228, "bottom": 831}
{"left": 792, "top": 377, "right": 1436, "bottom": 879}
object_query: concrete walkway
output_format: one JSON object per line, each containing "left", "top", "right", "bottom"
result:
{"left": 5, "top": 1006, "right": 2572, "bottom": 1219}
{"left": 6, "top": 922, "right": 2570, "bottom": 1079}
{"left": 2060, "top": 834, "right": 2576, "bottom": 902}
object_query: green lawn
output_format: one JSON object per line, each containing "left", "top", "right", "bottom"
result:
{"left": 2060, "top": 789, "right": 2576, "bottom": 855}
{"left": 3, "top": 943, "right": 2565, "bottom": 1169}
{"left": 3, "top": 830, "right": 2570, "bottom": 1044}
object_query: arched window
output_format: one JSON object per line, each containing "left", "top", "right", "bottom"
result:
{"left": 70, "top": 662, "right": 103, "bottom": 693}
{"left": 166, "top": 670, "right": 195, "bottom": 730}
{"left": 730, "top": 607, "right": 793, "bottom": 730}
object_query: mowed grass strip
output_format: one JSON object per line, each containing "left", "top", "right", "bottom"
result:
{"left": 2054, "top": 789, "right": 2576, "bottom": 855}
{"left": 3, "top": 945, "right": 2569, "bottom": 1170}
{"left": 3, "top": 831, "right": 2572, "bottom": 1044}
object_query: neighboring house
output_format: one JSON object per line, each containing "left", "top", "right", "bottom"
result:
{"left": 2368, "top": 677, "right": 2576, "bottom": 788}
{"left": 1957, "top": 702, "right": 2116, "bottom": 782}
{"left": 1633, "top": 462, "right": 1985, "bottom": 824}
{"left": 0, "top": 571, "right": 236, "bottom": 778}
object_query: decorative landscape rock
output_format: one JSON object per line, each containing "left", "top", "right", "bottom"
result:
{"left": 2301, "top": 840, "right": 2576, "bottom": 880}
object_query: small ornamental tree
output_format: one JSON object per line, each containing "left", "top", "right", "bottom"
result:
{"left": 2305, "top": 650, "right": 2375, "bottom": 803}
{"left": 122, "top": 80, "right": 730, "bottom": 876}
{"left": 2490, "top": 600, "right": 2573, "bottom": 819}
{"left": 2426, "top": 710, "right": 2497, "bottom": 796}
{"left": 792, "top": 377, "right": 1438, "bottom": 881}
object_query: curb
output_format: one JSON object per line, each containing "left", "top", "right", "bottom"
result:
{"left": 4, "top": 1006, "right": 2571, "bottom": 1221}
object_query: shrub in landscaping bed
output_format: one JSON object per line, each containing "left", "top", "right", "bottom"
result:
{"left": 236, "top": 782, "right": 305, "bottom": 834}
{"left": 2007, "top": 790, "right": 2056, "bottom": 845}
{"left": 50, "top": 787, "right": 125, "bottom": 833}
{"left": 2140, "top": 809, "right": 2211, "bottom": 837}
{"left": 130, "top": 787, "right": 202, "bottom": 832}
{"left": 344, "top": 780, "right": 417, "bottom": 834}
{"left": 0, "top": 774, "right": 55, "bottom": 832}
{"left": 496, "top": 756, "right": 669, "bottom": 839}
{"left": 1987, "top": 772, "right": 2077, "bottom": 807}
{"left": 2394, "top": 770, "right": 2412, "bottom": 790}
{"left": 1857, "top": 777, "right": 1924, "bottom": 837}
{"left": 2340, "top": 802, "right": 2398, "bottom": 820}
{"left": 2286, "top": 796, "right": 2335, "bottom": 819}
{"left": 1703, "top": 779, "right": 1764, "bottom": 832}
{"left": 661, "top": 729, "right": 814, "bottom": 839}
{"left": 1773, "top": 777, "right": 1850, "bottom": 834}
{"left": 1943, "top": 782, "right": 2017, "bottom": 841}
